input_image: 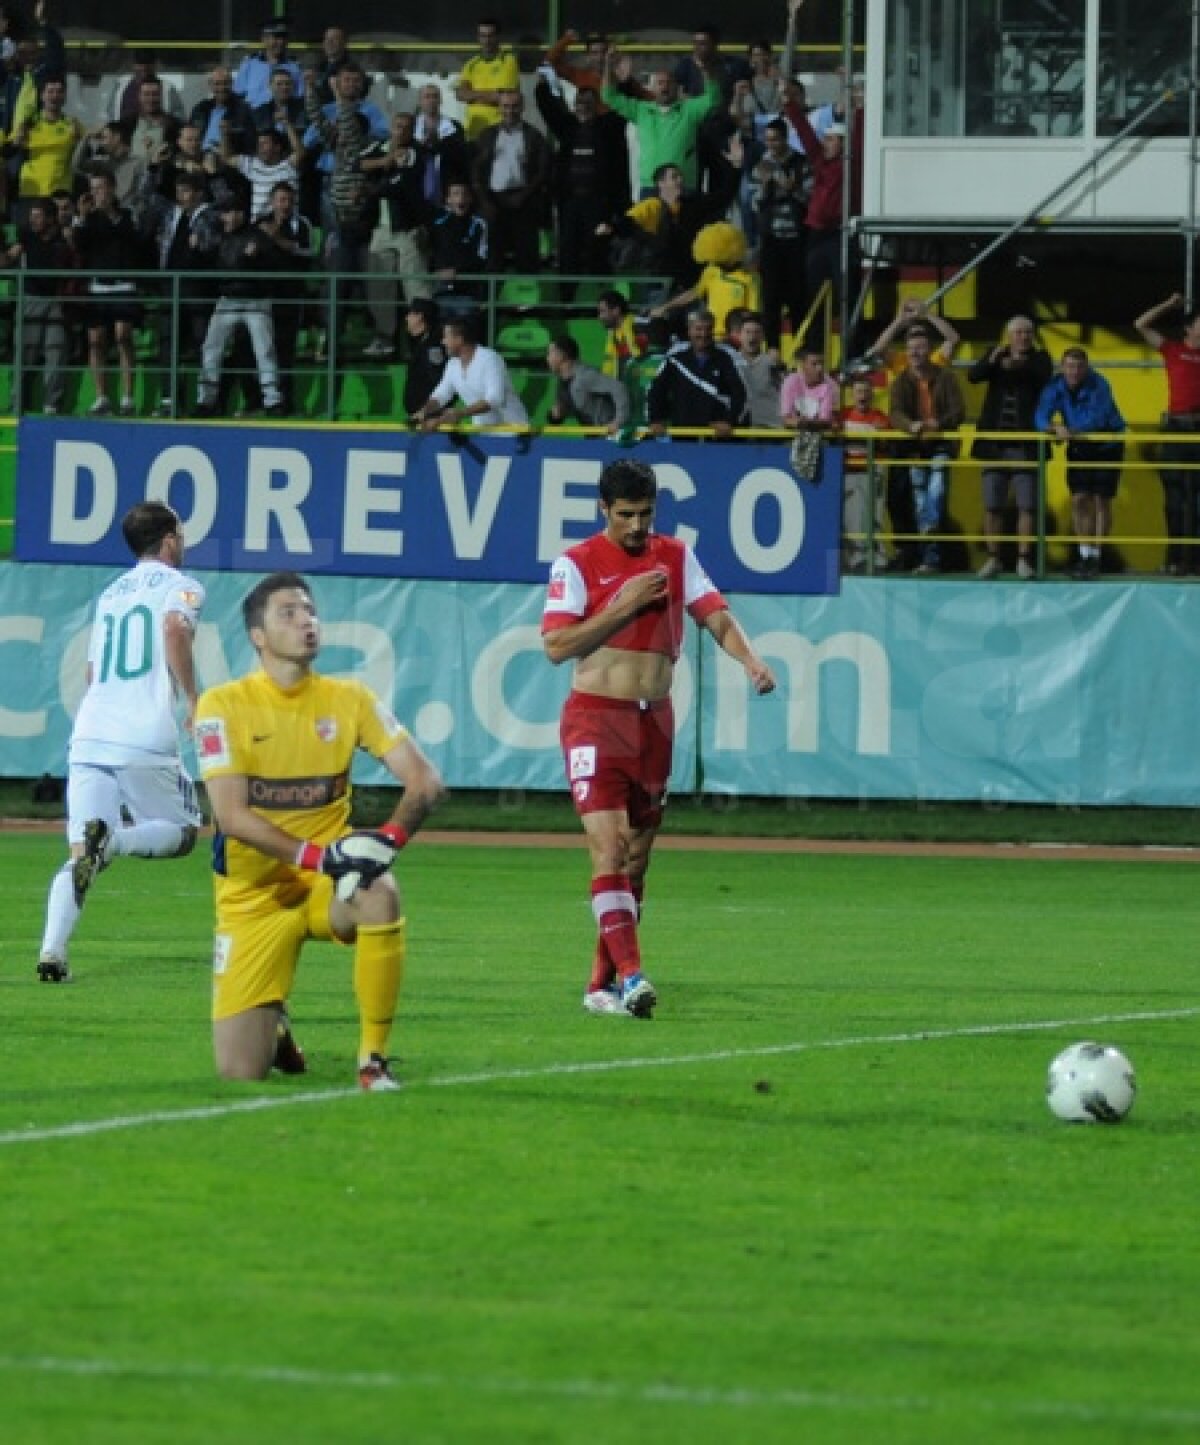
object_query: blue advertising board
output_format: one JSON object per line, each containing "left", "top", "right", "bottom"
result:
{"left": 13, "top": 421, "right": 844, "bottom": 595}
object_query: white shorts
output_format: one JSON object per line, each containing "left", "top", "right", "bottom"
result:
{"left": 66, "top": 761, "right": 202, "bottom": 846}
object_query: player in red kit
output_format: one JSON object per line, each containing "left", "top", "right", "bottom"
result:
{"left": 541, "top": 458, "right": 776, "bottom": 1018}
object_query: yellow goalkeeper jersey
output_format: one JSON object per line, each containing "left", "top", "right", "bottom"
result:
{"left": 195, "top": 670, "right": 407, "bottom": 913}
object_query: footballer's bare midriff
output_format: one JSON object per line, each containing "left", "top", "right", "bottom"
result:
{"left": 574, "top": 646, "right": 673, "bottom": 701}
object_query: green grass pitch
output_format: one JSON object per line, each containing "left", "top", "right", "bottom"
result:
{"left": 1, "top": 831, "right": 1198, "bottom": 1444}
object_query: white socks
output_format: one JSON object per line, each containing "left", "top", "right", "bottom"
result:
{"left": 41, "top": 862, "right": 79, "bottom": 960}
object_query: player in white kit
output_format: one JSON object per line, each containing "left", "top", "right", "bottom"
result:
{"left": 37, "top": 501, "right": 206, "bottom": 982}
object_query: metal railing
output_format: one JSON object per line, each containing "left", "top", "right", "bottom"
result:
{"left": 0, "top": 265, "right": 670, "bottom": 421}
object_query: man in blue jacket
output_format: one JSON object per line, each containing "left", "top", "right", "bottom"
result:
{"left": 1035, "top": 347, "right": 1126, "bottom": 578}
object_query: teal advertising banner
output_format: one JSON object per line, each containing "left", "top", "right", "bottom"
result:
{"left": 2, "top": 563, "right": 1198, "bottom": 806}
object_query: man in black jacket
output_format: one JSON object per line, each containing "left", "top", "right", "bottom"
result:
{"left": 151, "top": 170, "right": 221, "bottom": 415}
{"left": 73, "top": 169, "right": 147, "bottom": 415}
{"left": 470, "top": 90, "right": 550, "bottom": 276}
{"left": 360, "top": 112, "right": 432, "bottom": 359}
{"left": 429, "top": 179, "right": 488, "bottom": 314}
{"left": 413, "top": 83, "right": 468, "bottom": 204}
{"left": 194, "top": 195, "right": 284, "bottom": 417}
{"left": 6, "top": 196, "right": 73, "bottom": 413}
{"left": 535, "top": 78, "right": 628, "bottom": 286}
{"left": 190, "top": 67, "right": 254, "bottom": 157}
{"left": 402, "top": 297, "right": 446, "bottom": 417}
{"left": 646, "top": 309, "right": 747, "bottom": 439}
{"left": 967, "top": 315, "right": 1053, "bottom": 580}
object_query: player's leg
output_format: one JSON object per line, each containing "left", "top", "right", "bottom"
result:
{"left": 607, "top": 700, "right": 675, "bottom": 1017}
{"left": 212, "top": 908, "right": 307, "bottom": 1081}
{"left": 71, "top": 764, "right": 200, "bottom": 917}
{"left": 328, "top": 873, "right": 406, "bottom": 1091}
{"left": 214, "top": 1004, "right": 284, "bottom": 1081}
{"left": 562, "top": 693, "right": 650, "bottom": 1015}
{"left": 38, "top": 763, "right": 121, "bottom": 981}
{"left": 581, "top": 808, "right": 656, "bottom": 1017}
{"left": 108, "top": 764, "right": 202, "bottom": 860}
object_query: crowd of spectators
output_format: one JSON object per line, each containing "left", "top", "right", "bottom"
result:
{"left": 0, "top": 3, "right": 1191, "bottom": 575}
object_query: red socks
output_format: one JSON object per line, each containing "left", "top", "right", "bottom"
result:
{"left": 590, "top": 873, "right": 641, "bottom": 982}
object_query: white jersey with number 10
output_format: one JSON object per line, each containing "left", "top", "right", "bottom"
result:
{"left": 70, "top": 559, "right": 206, "bottom": 766}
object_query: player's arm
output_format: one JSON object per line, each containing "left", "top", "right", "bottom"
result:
{"left": 377, "top": 733, "right": 446, "bottom": 841}
{"left": 164, "top": 611, "right": 199, "bottom": 733}
{"left": 205, "top": 771, "right": 319, "bottom": 864}
{"left": 703, "top": 608, "right": 776, "bottom": 695}
{"left": 543, "top": 571, "right": 669, "bottom": 665}
{"left": 1133, "top": 292, "right": 1182, "bottom": 349}
{"left": 204, "top": 770, "right": 394, "bottom": 891}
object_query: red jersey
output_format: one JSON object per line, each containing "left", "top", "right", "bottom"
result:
{"left": 1159, "top": 340, "right": 1200, "bottom": 415}
{"left": 542, "top": 532, "right": 727, "bottom": 661}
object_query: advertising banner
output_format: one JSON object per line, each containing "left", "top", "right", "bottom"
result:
{"left": 3, "top": 565, "right": 1198, "bottom": 807}
{"left": 14, "top": 421, "right": 844, "bottom": 596}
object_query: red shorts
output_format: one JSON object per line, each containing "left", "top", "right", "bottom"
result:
{"left": 560, "top": 691, "right": 674, "bottom": 829}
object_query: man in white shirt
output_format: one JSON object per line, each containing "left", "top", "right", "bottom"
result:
{"left": 37, "top": 502, "right": 205, "bottom": 983}
{"left": 415, "top": 313, "right": 529, "bottom": 428}
{"left": 218, "top": 121, "right": 302, "bottom": 220}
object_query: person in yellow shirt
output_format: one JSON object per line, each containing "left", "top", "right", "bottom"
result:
{"left": 195, "top": 572, "right": 444, "bottom": 1091}
{"left": 648, "top": 220, "right": 761, "bottom": 340}
{"left": 597, "top": 289, "right": 644, "bottom": 380}
{"left": 12, "top": 75, "right": 82, "bottom": 202}
{"left": 454, "top": 17, "right": 520, "bottom": 142}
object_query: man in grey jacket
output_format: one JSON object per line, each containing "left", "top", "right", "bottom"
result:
{"left": 547, "top": 335, "right": 631, "bottom": 435}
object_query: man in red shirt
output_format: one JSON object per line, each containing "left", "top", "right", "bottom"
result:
{"left": 541, "top": 459, "right": 776, "bottom": 1018}
{"left": 783, "top": 70, "right": 861, "bottom": 348}
{"left": 1135, "top": 292, "right": 1200, "bottom": 574}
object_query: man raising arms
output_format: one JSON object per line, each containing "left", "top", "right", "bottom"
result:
{"left": 542, "top": 459, "right": 776, "bottom": 1018}
{"left": 194, "top": 573, "right": 443, "bottom": 1089}
{"left": 38, "top": 502, "right": 204, "bottom": 983}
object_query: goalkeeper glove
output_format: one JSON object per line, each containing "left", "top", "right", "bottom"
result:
{"left": 296, "top": 827, "right": 409, "bottom": 900}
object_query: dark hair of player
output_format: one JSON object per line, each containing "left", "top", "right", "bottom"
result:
{"left": 242, "top": 571, "right": 313, "bottom": 633}
{"left": 599, "top": 458, "right": 657, "bottom": 508}
{"left": 122, "top": 501, "right": 181, "bottom": 559}
{"left": 550, "top": 334, "right": 580, "bottom": 361}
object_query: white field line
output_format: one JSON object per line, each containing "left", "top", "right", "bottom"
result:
{"left": 0, "top": 1353, "right": 1196, "bottom": 1429}
{"left": 0, "top": 1006, "right": 1195, "bottom": 1148}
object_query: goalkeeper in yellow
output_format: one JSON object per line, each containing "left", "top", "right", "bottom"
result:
{"left": 194, "top": 571, "right": 444, "bottom": 1091}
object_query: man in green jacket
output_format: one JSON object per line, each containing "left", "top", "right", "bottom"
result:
{"left": 602, "top": 48, "right": 719, "bottom": 195}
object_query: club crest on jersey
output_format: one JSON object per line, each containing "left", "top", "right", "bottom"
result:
{"left": 569, "top": 745, "right": 596, "bottom": 781}
{"left": 315, "top": 717, "right": 338, "bottom": 742}
{"left": 195, "top": 717, "right": 230, "bottom": 768}
{"left": 179, "top": 589, "right": 204, "bottom": 611}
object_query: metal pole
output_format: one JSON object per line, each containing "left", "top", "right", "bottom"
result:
{"left": 838, "top": 0, "right": 855, "bottom": 367}
{"left": 168, "top": 274, "right": 179, "bottom": 416}
{"left": 922, "top": 84, "right": 1189, "bottom": 313}
{"left": 12, "top": 268, "right": 24, "bottom": 415}
{"left": 1188, "top": 0, "right": 1199, "bottom": 307}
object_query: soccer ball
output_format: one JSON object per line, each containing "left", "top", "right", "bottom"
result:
{"left": 1046, "top": 1042, "right": 1136, "bottom": 1123}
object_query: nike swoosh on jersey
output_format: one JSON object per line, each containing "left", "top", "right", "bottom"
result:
{"left": 252, "top": 734, "right": 273, "bottom": 742}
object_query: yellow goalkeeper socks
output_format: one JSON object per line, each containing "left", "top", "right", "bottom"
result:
{"left": 354, "top": 918, "right": 406, "bottom": 1062}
